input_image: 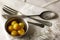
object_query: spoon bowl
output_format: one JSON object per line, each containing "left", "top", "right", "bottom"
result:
{"left": 40, "top": 11, "right": 58, "bottom": 20}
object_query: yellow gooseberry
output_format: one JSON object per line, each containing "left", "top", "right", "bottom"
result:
{"left": 19, "top": 22, "right": 24, "bottom": 28}
{"left": 11, "top": 21, "right": 17, "bottom": 25}
{"left": 8, "top": 25, "right": 13, "bottom": 32}
{"left": 11, "top": 30, "right": 18, "bottom": 36}
{"left": 18, "top": 28, "right": 25, "bottom": 36}
{"left": 13, "top": 23, "right": 20, "bottom": 30}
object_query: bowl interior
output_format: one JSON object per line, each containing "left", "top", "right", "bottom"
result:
{"left": 5, "top": 17, "right": 28, "bottom": 37}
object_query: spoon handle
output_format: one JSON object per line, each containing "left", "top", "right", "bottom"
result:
{"left": 2, "top": 14, "right": 39, "bottom": 19}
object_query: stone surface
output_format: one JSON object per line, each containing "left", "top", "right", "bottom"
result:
{"left": 0, "top": 0, "right": 60, "bottom": 40}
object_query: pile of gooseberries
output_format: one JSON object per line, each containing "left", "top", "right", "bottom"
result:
{"left": 8, "top": 21, "right": 25, "bottom": 36}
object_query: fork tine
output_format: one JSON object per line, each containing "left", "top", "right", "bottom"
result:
{"left": 3, "top": 5, "right": 15, "bottom": 13}
{"left": 3, "top": 5, "right": 18, "bottom": 15}
{"left": 4, "top": 5, "right": 18, "bottom": 13}
{"left": 4, "top": 5, "right": 18, "bottom": 12}
{"left": 3, "top": 6, "right": 14, "bottom": 14}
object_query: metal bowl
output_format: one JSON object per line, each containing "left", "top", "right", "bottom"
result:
{"left": 5, "top": 16, "right": 29, "bottom": 37}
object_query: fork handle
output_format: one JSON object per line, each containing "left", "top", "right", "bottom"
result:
{"left": 2, "top": 14, "right": 51, "bottom": 27}
{"left": 28, "top": 21, "right": 44, "bottom": 28}
{"left": 2, "top": 14, "right": 44, "bottom": 28}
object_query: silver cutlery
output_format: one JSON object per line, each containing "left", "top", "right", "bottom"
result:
{"left": 3, "top": 5, "right": 58, "bottom": 20}
{"left": 2, "top": 5, "right": 53, "bottom": 27}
